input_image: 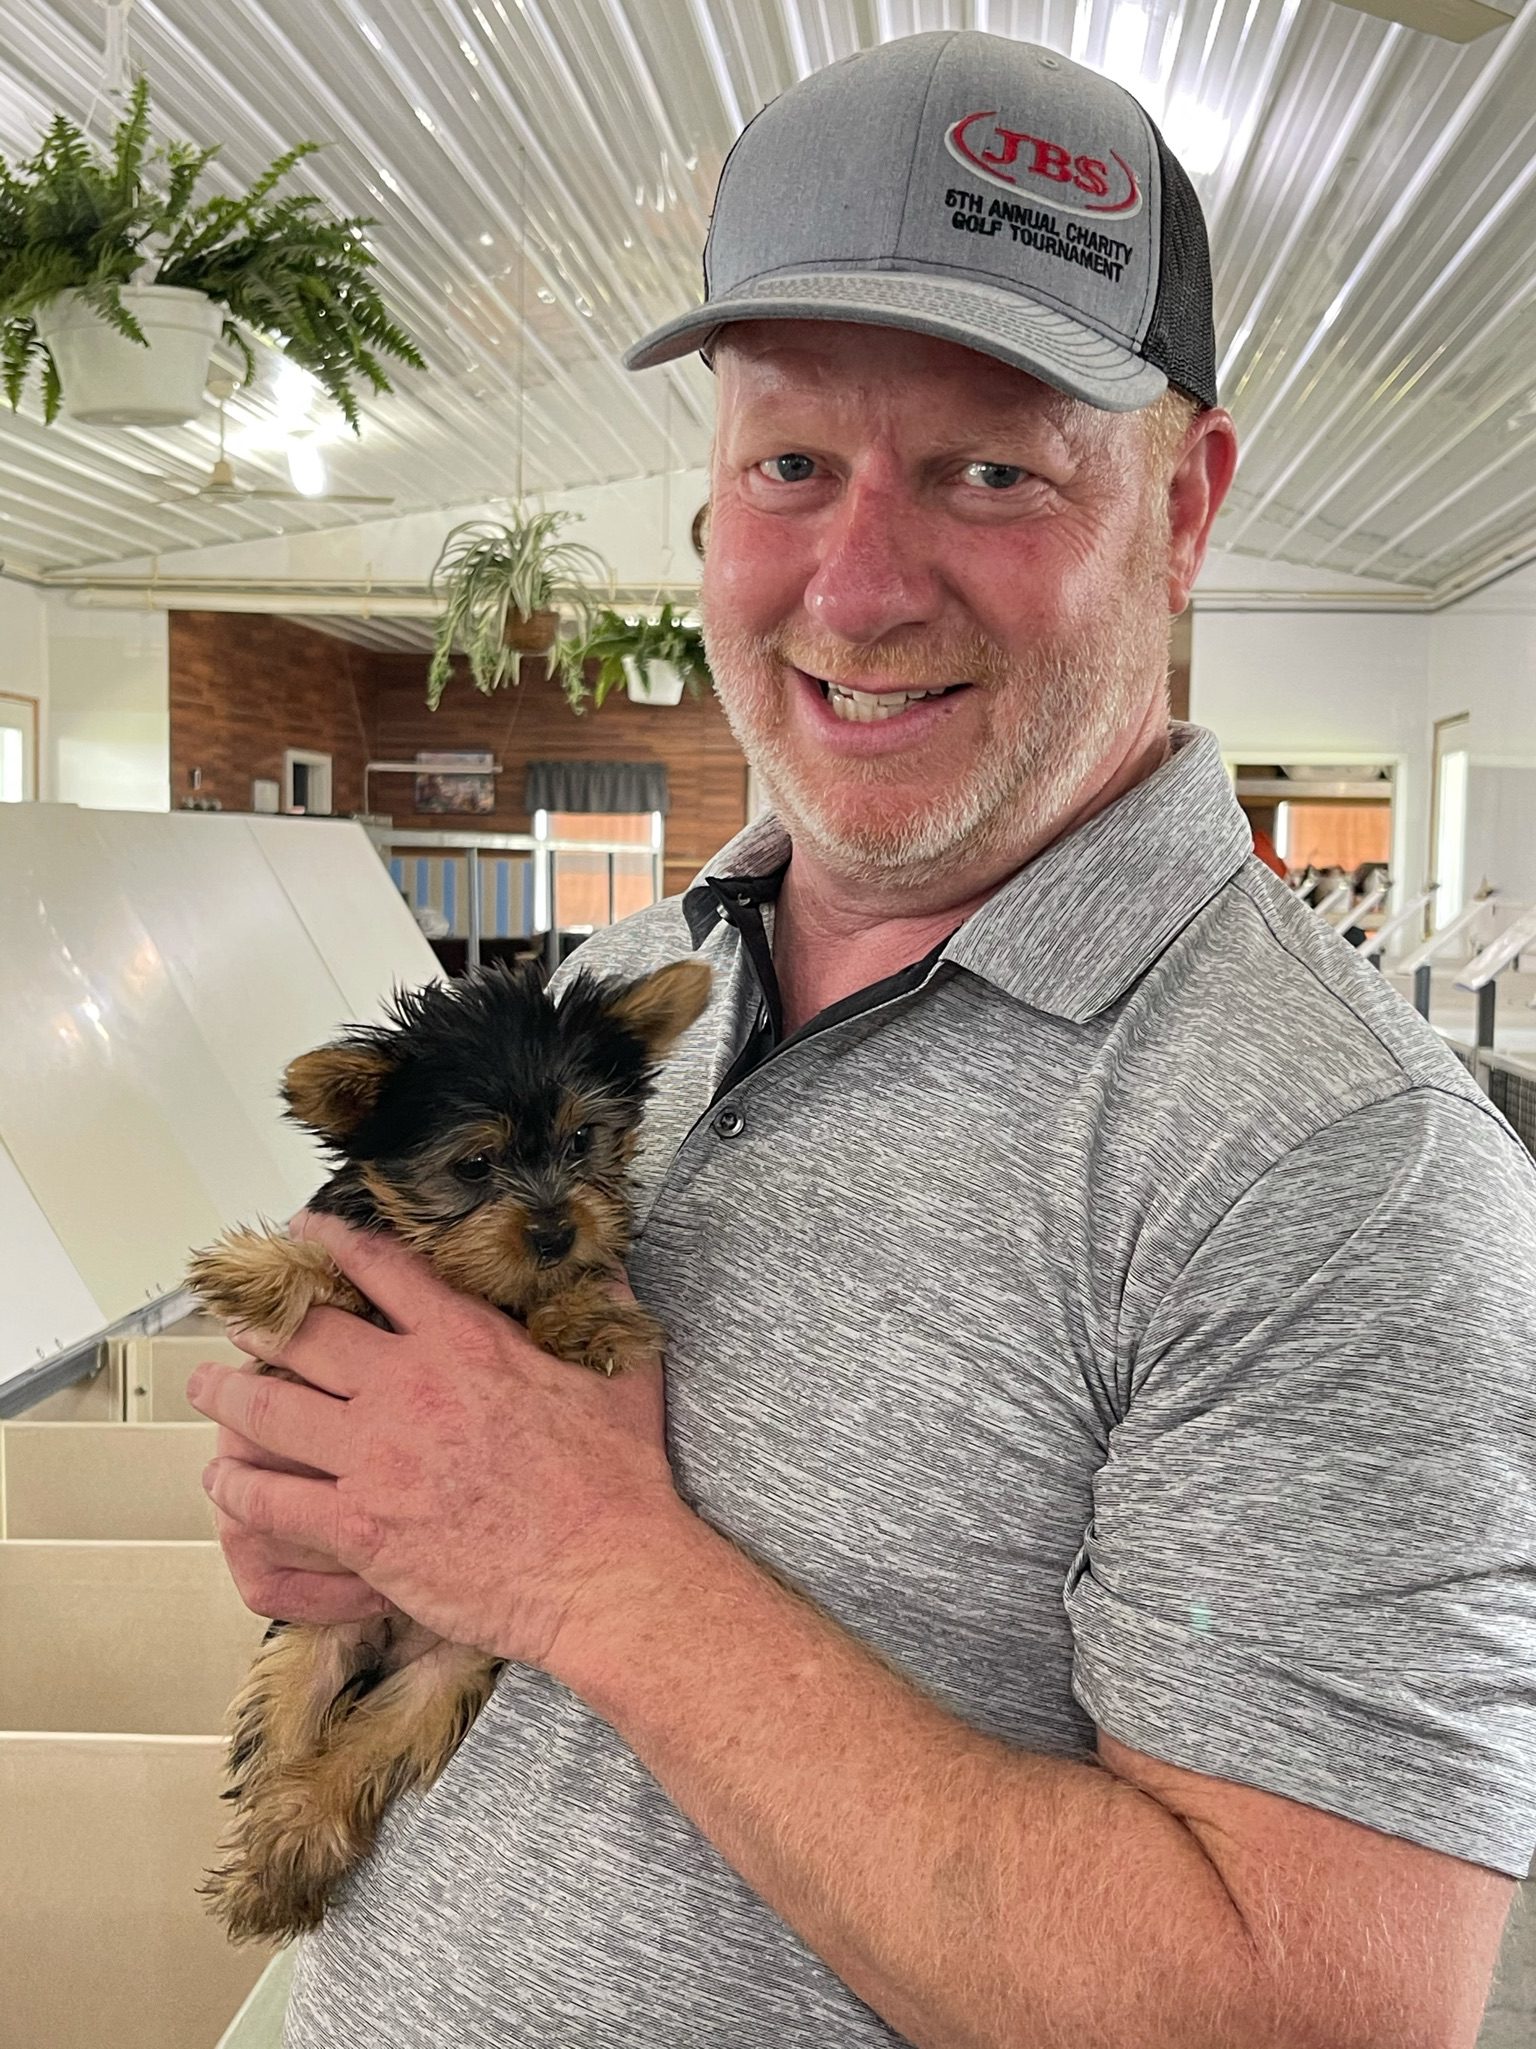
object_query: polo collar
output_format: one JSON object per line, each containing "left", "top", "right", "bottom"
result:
{"left": 681, "top": 723, "right": 1251, "bottom": 1024}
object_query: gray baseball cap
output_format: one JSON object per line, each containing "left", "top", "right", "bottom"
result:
{"left": 623, "top": 30, "right": 1217, "bottom": 413}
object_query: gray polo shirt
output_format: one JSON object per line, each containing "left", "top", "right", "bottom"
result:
{"left": 286, "top": 722, "right": 1536, "bottom": 2049}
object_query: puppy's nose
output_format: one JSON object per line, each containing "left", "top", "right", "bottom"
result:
{"left": 527, "top": 1218, "right": 576, "bottom": 1265}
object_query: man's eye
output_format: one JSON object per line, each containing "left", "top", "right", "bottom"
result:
{"left": 962, "top": 461, "right": 1029, "bottom": 490}
{"left": 567, "top": 1125, "right": 594, "bottom": 1160}
{"left": 455, "top": 1153, "right": 494, "bottom": 1182}
{"left": 757, "top": 454, "right": 817, "bottom": 483}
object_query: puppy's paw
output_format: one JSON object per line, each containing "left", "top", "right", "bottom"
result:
{"left": 187, "top": 1226, "right": 368, "bottom": 1344}
{"left": 527, "top": 1295, "right": 665, "bottom": 1378}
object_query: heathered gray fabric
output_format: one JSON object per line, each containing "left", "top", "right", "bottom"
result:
{"left": 286, "top": 723, "right": 1536, "bottom": 2047}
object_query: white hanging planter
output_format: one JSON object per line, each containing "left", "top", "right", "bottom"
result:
{"left": 33, "top": 283, "right": 224, "bottom": 426}
{"left": 623, "top": 656, "right": 688, "bottom": 706}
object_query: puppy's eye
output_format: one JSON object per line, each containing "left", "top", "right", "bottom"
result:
{"left": 567, "top": 1125, "right": 594, "bottom": 1160}
{"left": 455, "top": 1152, "right": 494, "bottom": 1182}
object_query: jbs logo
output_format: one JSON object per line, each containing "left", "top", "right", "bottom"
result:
{"left": 945, "top": 110, "right": 1142, "bottom": 218}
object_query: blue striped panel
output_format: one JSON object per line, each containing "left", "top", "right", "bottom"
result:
{"left": 496, "top": 861, "right": 510, "bottom": 938}
{"left": 444, "top": 861, "right": 458, "bottom": 933}
{"left": 414, "top": 857, "right": 428, "bottom": 910}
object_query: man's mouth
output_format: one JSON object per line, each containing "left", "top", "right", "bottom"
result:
{"left": 811, "top": 675, "right": 971, "bottom": 724}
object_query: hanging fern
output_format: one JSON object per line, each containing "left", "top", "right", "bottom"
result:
{"left": 0, "top": 75, "right": 424, "bottom": 424}
{"left": 572, "top": 603, "right": 710, "bottom": 709}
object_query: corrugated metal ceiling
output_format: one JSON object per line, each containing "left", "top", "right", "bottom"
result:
{"left": 0, "top": 0, "right": 1533, "bottom": 602}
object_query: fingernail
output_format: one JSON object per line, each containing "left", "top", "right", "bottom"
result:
{"left": 201, "top": 1457, "right": 224, "bottom": 1497}
{"left": 186, "top": 1364, "right": 207, "bottom": 1402}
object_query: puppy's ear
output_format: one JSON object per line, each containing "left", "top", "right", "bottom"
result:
{"left": 603, "top": 960, "right": 713, "bottom": 1059}
{"left": 281, "top": 1041, "right": 395, "bottom": 1146}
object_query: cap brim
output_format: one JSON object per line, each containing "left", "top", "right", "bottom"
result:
{"left": 621, "top": 270, "right": 1167, "bottom": 413}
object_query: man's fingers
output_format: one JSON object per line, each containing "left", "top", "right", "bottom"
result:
{"left": 189, "top": 1363, "right": 353, "bottom": 1477}
{"left": 289, "top": 1211, "right": 442, "bottom": 1334}
{"left": 214, "top": 1420, "right": 332, "bottom": 1480}
{"left": 213, "top": 1504, "right": 348, "bottom": 1576}
{"left": 202, "top": 1457, "right": 345, "bottom": 1560}
{"left": 253, "top": 1570, "right": 390, "bottom": 1625}
{"left": 227, "top": 1305, "right": 391, "bottom": 1398}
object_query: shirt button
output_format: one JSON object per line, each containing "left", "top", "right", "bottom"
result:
{"left": 713, "top": 1107, "right": 745, "bottom": 1138}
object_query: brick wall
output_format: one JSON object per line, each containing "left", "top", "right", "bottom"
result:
{"left": 168, "top": 613, "right": 375, "bottom": 815}
{"left": 369, "top": 652, "right": 750, "bottom": 895}
{"left": 167, "top": 619, "right": 750, "bottom": 894}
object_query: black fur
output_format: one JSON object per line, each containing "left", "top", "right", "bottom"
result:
{"left": 295, "top": 962, "right": 665, "bottom": 1247}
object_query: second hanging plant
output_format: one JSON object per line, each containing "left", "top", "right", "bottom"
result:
{"left": 426, "top": 509, "right": 610, "bottom": 711}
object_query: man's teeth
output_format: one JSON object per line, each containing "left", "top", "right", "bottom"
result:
{"left": 819, "top": 679, "right": 954, "bottom": 724}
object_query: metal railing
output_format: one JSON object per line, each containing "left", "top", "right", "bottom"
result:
{"left": 367, "top": 825, "right": 664, "bottom": 973}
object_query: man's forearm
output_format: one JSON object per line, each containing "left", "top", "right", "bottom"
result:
{"left": 550, "top": 1507, "right": 1268, "bottom": 2049}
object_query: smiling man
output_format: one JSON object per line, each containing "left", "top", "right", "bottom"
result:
{"left": 193, "top": 31, "right": 1536, "bottom": 2049}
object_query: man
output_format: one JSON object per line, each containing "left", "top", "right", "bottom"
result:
{"left": 192, "top": 32, "right": 1536, "bottom": 2048}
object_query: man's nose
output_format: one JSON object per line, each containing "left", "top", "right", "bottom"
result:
{"left": 801, "top": 479, "right": 945, "bottom": 645}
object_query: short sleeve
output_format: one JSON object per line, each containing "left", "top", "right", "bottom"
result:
{"left": 1065, "top": 1088, "right": 1536, "bottom": 1876}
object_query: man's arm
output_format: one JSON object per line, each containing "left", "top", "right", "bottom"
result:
{"left": 550, "top": 1509, "right": 1513, "bottom": 2049}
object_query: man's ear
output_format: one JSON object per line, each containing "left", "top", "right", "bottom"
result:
{"left": 281, "top": 1040, "right": 395, "bottom": 1146}
{"left": 1166, "top": 407, "right": 1239, "bottom": 615}
{"left": 603, "top": 960, "right": 713, "bottom": 1060}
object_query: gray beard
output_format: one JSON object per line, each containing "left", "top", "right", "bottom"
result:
{"left": 702, "top": 597, "right": 1170, "bottom": 890}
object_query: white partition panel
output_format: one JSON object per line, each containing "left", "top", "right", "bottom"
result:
{"left": 0, "top": 1136, "right": 106, "bottom": 1378}
{"left": 0, "top": 805, "right": 439, "bottom": 1397}
{"left": 250, "top": 814, "right": 442, "bottom": 1021}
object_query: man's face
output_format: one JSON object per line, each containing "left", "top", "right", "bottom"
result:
{"left": 700, "top": 320, "right": 1180, "bottom": 884}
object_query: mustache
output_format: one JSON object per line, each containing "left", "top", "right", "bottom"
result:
{"left": 705, "top": 623, "right": 1018, "bottom": 692}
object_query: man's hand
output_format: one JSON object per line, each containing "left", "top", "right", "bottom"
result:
{"left": 187, "top": 1212, "right": 690, "bottom": 1671}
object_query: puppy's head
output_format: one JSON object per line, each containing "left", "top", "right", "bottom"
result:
{"left": 282, "top": 958, "right": 711, "bottom": 1305}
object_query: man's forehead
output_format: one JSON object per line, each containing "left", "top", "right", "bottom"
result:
{"left": 712, "top": 319, "right": 1109, "bottom": 439}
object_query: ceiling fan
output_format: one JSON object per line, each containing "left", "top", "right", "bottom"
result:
{"left": 154, "top": 373, "right": 394, "bottom": 507}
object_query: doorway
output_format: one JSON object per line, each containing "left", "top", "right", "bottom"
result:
{"left": 282, "top": 749, "right": 333, "bottom": 816}
{"left": 1428, "top": 714, "right": 1470, "bottom": 934}
{"left": 0, "top": 692, "right": 39, "bottom": 802}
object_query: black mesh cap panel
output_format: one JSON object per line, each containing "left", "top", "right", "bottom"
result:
{"left": 1142, "top": 123, "right": 1218, "bottom": 410}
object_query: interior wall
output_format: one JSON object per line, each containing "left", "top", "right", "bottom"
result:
{"left": 0, "top": 579, "right": 48, "bottom": 798}
{"left": 369, "top": 654, "right": 749, "bottom": 897}
{"left": 1427, "top": 561, "right": 1536, "bottom": 758}
{"left": 1188, "top": 608, "right": 1430, "bottom": 898}
{"left": 162, "top": 621, "right": 749, "bottom": 900}
{"left": 44, "top": 600, "right": 169, "bottom": 812}
{"left": 169, "top": 613, "right": 375, "bottom": 816}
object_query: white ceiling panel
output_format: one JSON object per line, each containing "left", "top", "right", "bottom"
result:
{"left": 0, "top": 0, "right": 1531, "bottom": 603}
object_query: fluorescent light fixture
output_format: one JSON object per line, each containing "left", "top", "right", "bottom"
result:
{"left": 287, "top": 437, "right": 328, "bottom": 497}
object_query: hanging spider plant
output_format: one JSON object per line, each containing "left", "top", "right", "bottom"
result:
{"left": 426, "top": 509, "right": 611, "bottom": 712}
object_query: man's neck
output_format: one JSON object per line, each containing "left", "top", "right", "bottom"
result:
{"left": 771, "top": 710, "right": 1173, "bottom": 1036}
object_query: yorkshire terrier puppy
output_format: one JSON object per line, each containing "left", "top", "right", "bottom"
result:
{"left": 187, "top": 956, "right": 712, "bottom": 1944}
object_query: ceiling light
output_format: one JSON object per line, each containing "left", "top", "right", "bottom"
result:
{"left": 1101, "top": 5, "right": 1152, "bottom": 93}
{"left": 287, "top": 437, "right": 328, "bottom": 497}
{"left": 273, "top": 361, "right": 320, "bottom": 427}
{"left": 1159, "top": 98, "right": 1231, "bottom": 177}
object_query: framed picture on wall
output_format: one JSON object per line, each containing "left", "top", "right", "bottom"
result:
{"left": 414, "top": 750, "right": 495, "bottom": 815}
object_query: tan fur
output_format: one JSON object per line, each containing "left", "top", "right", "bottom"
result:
{"left": 186, "top": 1226, "right": 370, "bottom": 1344}
{"left": 204, "top": 1620, "right": 497, "bottom": 1942}
{"left": 188, "top": 960, "right": 712, "bottom": 1943}
{"left": 282, "top": 1043, "right": 394, "bottom": 1143}
{"left": 605, "top": 958, "right": 713, "bottom": 1058}
{"left": 526, "top": 1270, "right": 666, "bottom": 1379}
